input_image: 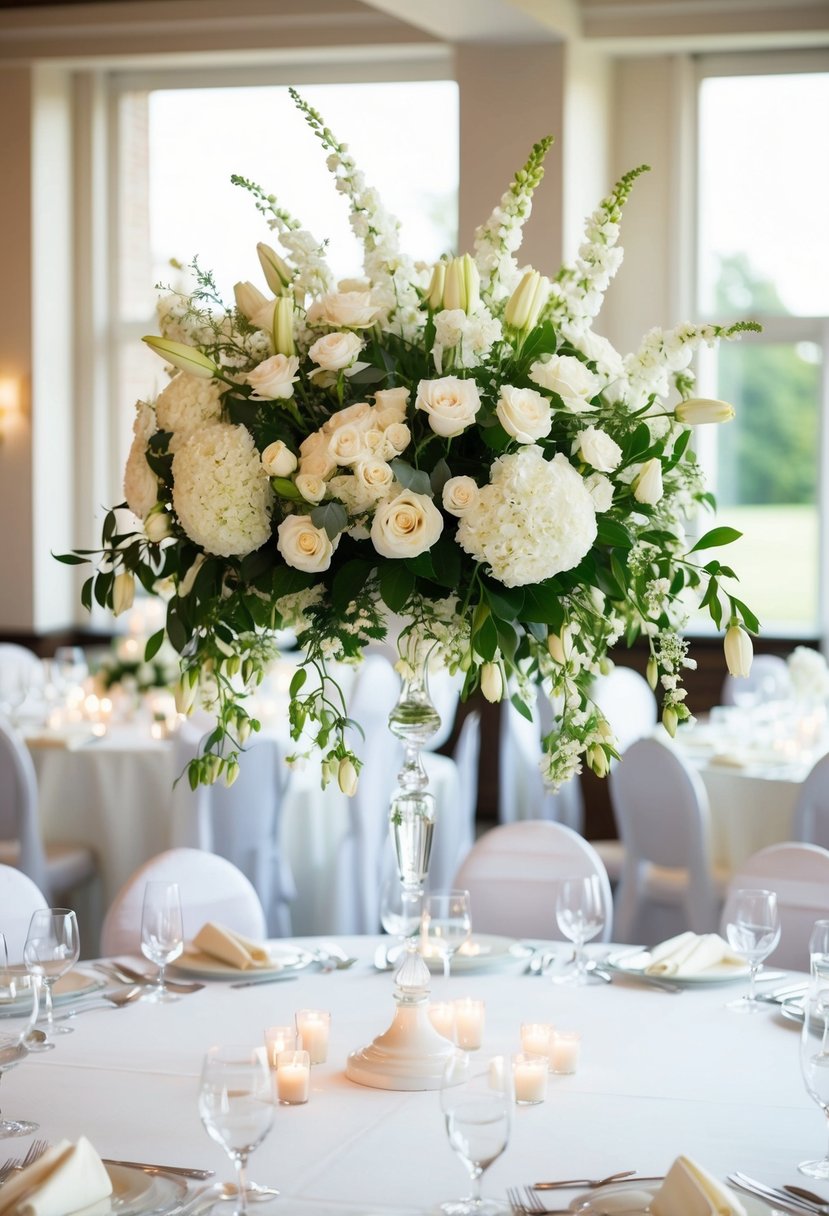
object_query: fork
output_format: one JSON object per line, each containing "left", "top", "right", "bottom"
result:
{"left": 0, "top": 1138, "right": 50, "bottom": 1183}
{"left": 505, "top": 1186, "right": 568, "bottom": 1214}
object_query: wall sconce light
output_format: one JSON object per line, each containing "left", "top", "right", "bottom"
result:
{"left": 0, "top": 376, "right": 21, "bottom": 443}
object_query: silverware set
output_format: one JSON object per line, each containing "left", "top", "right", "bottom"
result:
{"left": 729, "top": 1170, "right": 829, "bottom": 1213}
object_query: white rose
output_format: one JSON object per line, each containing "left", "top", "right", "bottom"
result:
{"left": 306, "top": 291, "right": 379, "bottom": 329}
{"left": 261, "top": 440, "right": 298, "bottom": 477}
{"left": 247, "top": 354, "right": 300, "bottom": 400}
{"left": 495, "top": 384, "right": 552, "bottom": 443}
{"left": 374, "top": 387, "right": 410, "bottom": 421}
{"left": 364, "top": 428, "right": 395, "bottom": 460}
{"left": 574, "top": 330, "right": 625, "bottom": 381}
{"left": 415, "top": 376, "right": 481, "bottom": 438}
{"left": 382, "top": 422, "right": 411, "bottom": 454}
{"left": 276, "top": 514, "right": 337, "bottom": 573}
{"left": 299, "top": 449, "right": 337, "bottom": 479}
{"left": 323, "top": 401, "right": 373, "bottom": 433}
{"left": 583, "top": 472, "right": 614, "bottom": 512}
{"left": 371, "top": 490, "right": 444, "bottom": 559}
{"left": 575, "top": 426, "right": 622, "bottom": 473}
{"left": 309, "top": 331, "right": 363, "bottom": 372}
{"left": 528, "top": 353, "right": 601, "bottom": 411}
{"left": 354, "top": 458, "right": 394, "bottom": 497}
{"left": 328, "top": 425, "right": 366, "bottom": 466}
{"left": 633, "top": 458, "right": 664, "bottom": 505}
{"left": 442, "top": 476, "right": 480, "bottom": 517}
{"left": 295, "top": 473, "right": 327, "bottom": 503}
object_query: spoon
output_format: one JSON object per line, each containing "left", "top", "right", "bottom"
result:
{"left": 785, "top": 1184, "right": 829, "bottom": 1211}
{"left": 24, "top": 1029, "right": 47, "bottom": 1047}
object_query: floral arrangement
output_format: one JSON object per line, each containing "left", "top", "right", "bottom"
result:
{"left": 787, "top": 646, "right": 829, "bottom": 704}
{"left": 94, "top": 635, "right": 180, "bottom": 696}
{"left": 60, "top": 89, "right": 759, "bottom": 791}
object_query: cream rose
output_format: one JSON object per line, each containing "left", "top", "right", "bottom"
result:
{"left": 383, "top": 422, "right": 411, "bottom": 454}
{"left": 354, "top": 458, "right": 394, "bottom": 497}
{"left": 327, "top": 425, "right": 366, "bottom": 466}
{"left": 261, "top": 440, "right": 298, "bottom": 477}
{"left": 374, "top": 387, "right": 410, "bottom": 421}
{"left": 442, "top": 476, "right": 480, "bottom": 517}
{"left": 306, "top": 291, "right": 379, "bottom": 329}
{"left": 495, "top": 384, "right": 552, "bottom": 443}
{"left": 295, "top": 473, "right": 327, "bottom": 503}
{"left": 529, "top": 353, "right": 600, "bottom": 411}
{"left": 247, "top": 354, "right": 300, "bottom": 400}
{"left": 323, "top": 401, "right": 373, "bottom": 433}
{"left": 371, "top": 490, "right": 443, "bottom": 559}
{"left": 415, "top": 376, "right": 481, "bottom": 439}
{"left": 576, "top": 426, "right": 622, "bottom": 473}
{"left": 298, "top": 431, "right": 337, "bottom": 479}
{"left": 309, "top": 331, "right": 363, "bottom": 372}
{"left": 276, "top": 514, "right": 337, "bottom": 573}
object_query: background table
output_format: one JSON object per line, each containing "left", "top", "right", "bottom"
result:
{"left": 8, "top": 937, "right": 820, "bottom": 1215}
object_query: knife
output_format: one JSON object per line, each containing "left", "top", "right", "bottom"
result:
{"left": 102, "top": 1158, "right": 214, "bottom": 1180}
{"left": 229, "top": 973, "right": 299, "bottom": 988}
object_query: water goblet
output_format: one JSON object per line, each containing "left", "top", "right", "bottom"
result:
{"left": 799, "top": 982, "right": 829, "bottom": 1178}
{"left": 554, "top": 876, "right": 605, "bottom": 986}
{"left": 380, "top": 878, "right": 423, "bottom": 968}
{"left": 0, "top": 933, "right": 40, "bottom": 1137}
{"left": 23, "top": 908, "right": 80, "bottom": 1042}
{"left": 52, "top": 646, "right": 88, "bottom": 698}
{"left": 140, "top": 881, "right": 184, "bottom": 1002}
{"left": 725, "top": 888, "right": 781, "bottom": 1012}
{"left": 198, "top": 1045, "right": 275, "bottom": 1214}
{"left": 810, "top": 920, "right": 829, "bottom": 978}
{"left": 439, "top": 1051, "right": 513, "bottom": 1215}
{"left": 422, "top": 891, "right": 472, "bottom": 981}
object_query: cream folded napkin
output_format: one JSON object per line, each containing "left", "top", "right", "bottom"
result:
{"left": 645, "top": 932, "right": 744, "bottom": 977}
{"left": 652, "top": 1156, "right": 746, "bottom": 1216}
{"left": 0, "top": 1137, "right": 112, "bottom": 1216}
{"left": 192, "top": 922, "right": 273, "bottom": 970}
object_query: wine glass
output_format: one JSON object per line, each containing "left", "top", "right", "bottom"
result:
{"left": 52, "top": 646, "right": 88, "bottom": 697}
{"left": 439, "top": 1051, "right": 513, "bottom": 1215}
{"left": 380, "top": 878, "right": 423, "bottom": 969}
{"left": 799, "top": 982, "right": 829, "bottom": 1178}
{"left": 0, "top": 933, "right": 40, "bottom": 1137}
{"left": 810, "top": 920, "right": 829, "bottom": 978}
{"left": 23, "top": 908, "right": 80, "bottom": 1042}
{"left": 0, "top": 664, "right": 31, "bottom": 723}
{"left": 725, "top": 888, "right": 781, "bottom": 1012}
{"left": 140, "top": 881, "right": 184, "bottom": 1002}
{"left": 198, "top": 1045, "right": 275, "bottom": 1214}
{"left": 554, "top": 876, "right": 605, "bottom": 986}
{"left": 422, "top": 891, "right": 472, "bottom": 980}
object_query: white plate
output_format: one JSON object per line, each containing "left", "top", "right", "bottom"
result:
{"left": 74, "top": 1163, "right": 187, "bottom": 1215}
{"left": 421, "top": 935, "right": 529, "bottom": 974}
{"left": 0, "top": 969, "right": 104, "bottom": 1015}
{"left": 606, "top": 948, "right": 750, "bottom": 986}
{"left": 569, "top": 1179, "right": 771, "bottom": 1214}
{"left": 171, "top": 943, "right": 314, "bottom": 979}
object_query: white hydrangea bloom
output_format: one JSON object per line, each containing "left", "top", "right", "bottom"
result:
{"left": 155, "top": 373, "right": 224, "bottom": 450}
{"left": 172, "top": 423, "right": 273, "bottom": 558}
{"left": 456, "top": 447, "right": 597, "bottom": 588}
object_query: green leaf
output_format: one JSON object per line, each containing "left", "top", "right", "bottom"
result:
{"left": 731, "top": 596, "right": 760, "bottom": 634}
{"left": 379, "top": 563, "right": 415, "bottom": 614}
{"left": 521, "top": 584, "right": 564, "bottom": 628}
{"left": 516, "top": 320, "right": 557, "bottom": 366}
{"left": 93, "top": 570, "right": 113, "bottom": 609}
{"left": 483, "top": 581, "right": 525, "bottom": 622}
{"left": 429, "top": 535, "right": 462, "bottom": 588}
{"left": 331, "top": 559, "right": 375, "bottom": 611}
{"left": 510, "top": 692, "right": 534, "bottom": 724}
{"left": 626, "top": 423, "right": 651, "bottom": 461}
{"left": 405, "top": 551, "right": 436, "bottom": 580}
{"left": 53, "top": 552, "right": 90, "bottom": 566}
{"left": 81, "top": 576, "right": 93, "bottom": 613}
{"left": 389, "top": 459, "right": 432, "bottom": 497}
{"left": 144, "top": 629, "right": 165, "bottom": 662}
{"left": 272, "top": 565, "right": 314, "bottom": 600}
{"left": 473, "top": 614, "right": 499, "bottom": 662}
{"left": 596, "top": 519, "right": 632, "bottom": 549}
{"left": 610, "top": 553, "right": 628, "bottom": 598}
{"left": 310, "top": 501, "right": 348, "bottom": 540}
{"left": 240, "top": 549, "right": 274, "bottom": 583}
{"left": 289, "top": 668, "right": 307, "bottom": 698}
{"left": 271, "top": 477, "right": 304, "bottom": 502}
{"left": 348, "top": 365, "right": 387, "bottom": 386}
{"left": 430, "top": 458, "right": 452, "bottom": 497}
{"left": 480, "top": 422, "right": 512, "bottom": 453}
{"left": 166, "top": 607, "right": 188, "bottom": 653}
{"left": 690, "top": 526, "right": 742, "bottom": 553}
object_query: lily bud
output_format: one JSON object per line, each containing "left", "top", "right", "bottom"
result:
{"left": 234, "top": 281, "right": 269, "bottom": 321}
{"left": 504, "top": 269, "right": 550, "bottom": 333}
{"left": 256, "top": 243, "right": 293, "bottom": 296}
{"left": 675, "top": 397, "right": 735, "bottom": 426}
{"left": 144, "top": 505, "right": 172, "bottom": 543}
{"left": 174, "top": 677, "right": 197, "bottom": 715}
{"left": 112, "top": 571, "right": 135, "bottom": 616}
{"left": 646, "top": 656, "right": 658, "bottom": 690}
{"left": 443, "top": 254, "right": 480, "bottom": 314}
{"left": 589, "top": 745, "right": 609, "bottom": 778}
{"left": 662, "top": 705, "right": 678, "bottom": 738}
{"left": 481, "top": 662, "right": 504, "bottom": 703}
{"left": 272, "top": 296, "right": 296, "bottom": 357}
{"left": 724, "top": 624, "right": 753, "bottom": 678}
{"left": 237, "top": 716, "right": 252, "bottom": 744}
{"left": 142, "top": 336, "right": 218, "bottom": 380}
{"left": 338, "top": 757, "right": 358, "bottom": 797}
{"left": 633, "top": 458, "right": 664, "bottom": 506}
{"left": 426, "top": 262, "right": 446, "bottom": 311}
{"left": 547, "top": 627, "right": 570, "bottom": 665}
{"left": 224, "top": 757, "right": 240, "bottom": 788}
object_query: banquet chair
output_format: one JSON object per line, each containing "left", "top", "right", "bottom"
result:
{"left": 426, "top": 710, "right": 481, "bottom": 891}
{"left": 498, "top": 692, "right": 584, "bottom": 831}
{"left": 0, "top": 643, "right": 41, "bottom": 708}
{"left": 792, "top": 752, "right": 829, "bottom": 850}
{"left": 721, "top": 653, "right": 790, "bottom": 707}
{"left": 610, "top": 737, "right": 727, "bottom": 945}
{"left": 170, "top": 729, "right": 296, "bottom": 937}
{"left": 100, "top": 847, "right": 267, "bottom": 956}
{"left": 452, "top": 820, "right": 613, "bottom": 941}
{"left": 591, "top": 665, "right": 658, "bottom": 754}
{"left": 0, "top": 864, "right": 48, "bottom": 963}
{"left": 720, "top": 842, "right": 829, "bottom": 970}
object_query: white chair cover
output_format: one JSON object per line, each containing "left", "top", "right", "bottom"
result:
{"left": 0, "top": 864, "right": 48, "bottom": 963}
{"left": 793, "top": 752, "right": 829, "bottom": 850}
{"left": 0, "top": 644, "right": 41, "bottom": 712}
{"left": 452, "top": 820, "right": 613, "bottom": 941}
{"left": 721, "top": 653, "right": 791, "bottom": 707}
{"left": 591, "top": 666, "right": 657, "bottom": 754}
{"left": 170, "top": 730, "right": 295, "bottom": 937}
{"left": 720, "top": 842, "right": 829, "bottom": 970}
{"left": 498, "top": 692, "right": 584, "bottom": 831}
{"left": 427, "top": 711, "right": 480, "bottom": 891}
{"left": 611, "top": 737, "right": 723, "bottom": 945}
{"left": 100, "top": 847, "right": 267, "bottom": 956}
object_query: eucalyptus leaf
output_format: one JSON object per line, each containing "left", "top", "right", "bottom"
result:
{"left": 311, "top": 501, "right": 348, "bottom": 540}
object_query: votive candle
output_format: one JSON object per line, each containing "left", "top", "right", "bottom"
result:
{"left": 264, "top": 1025, "right": 296, "bottom": 1068}
{"left": 276, "top": 1050, "right": 310, "bottom": 1104}
{"left": 453, "top": 998, "right": 485, "bottom": 1050}
{"left": 295, "top": 1009, "right": 330, "bottom": 1064}
{"left": 520, "top": 1022, "right": 554, "bottom": 1064}
{"left": 550, "top": 1030, "right": 581, "bottom": 1074}
{"left": 428, "top": 1002, "right": 455, "bottom": 1040}
{"left": 512, "top": 1053, "right": 548, "bottom": 1105}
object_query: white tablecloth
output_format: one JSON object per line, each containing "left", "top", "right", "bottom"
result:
{"left": 7, "top": 937, "right": 819, "bottom": 1214}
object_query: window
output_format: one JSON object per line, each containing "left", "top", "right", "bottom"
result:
{"left": 694, "top": 58, "right": 829, "bottom": 636}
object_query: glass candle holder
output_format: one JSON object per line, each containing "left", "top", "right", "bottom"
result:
{"left": 520, "top": 1021, "right": 554, "bottom": 1066}
{"left": 295, "top": 1009, "right": 331, "bottom": 1065}
{"left": 276, "top": 1049, "right": 310, "bottom": 1105}
{"left": 452, "top": 998, "right": 485, "bottom": 1050}
{"left": 264, "top": 1025, "right": 296, "bottom": 1068}
{"left": 512, "top": 1052, "right": 548, "bottom": 1105}
{"left": 428, "top": 1001, "right": 456, "bottom": 1041}
{"left": 550, "top": 1031, "right": 581, "bottom": 1075}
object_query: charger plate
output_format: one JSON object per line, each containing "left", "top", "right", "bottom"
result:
{"left": 421, "top": 934, "right": 529, "bottom": 975}
{"left": 569, "top": 1179, "right": 769, "bottom": 1214}
{"left": 172, "top": 942, "right": 314, "bottom": 979}
{"left": 606, "top": 947, "right": 750, "bottom": 986}
{"left": 73, "top": 1163, "right": 186, "bottom": 1215}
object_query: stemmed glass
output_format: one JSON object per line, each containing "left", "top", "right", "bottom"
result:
{"left": 422, "top": 891, "right": 472, "bottom": 980}
{"left": 799, "top": 982, "right": 829, "bottom": 1178}
{"left": 724, "top": 888, "right": 781, "bottom": 1012}
{"left": 439, "top": 1051, "right": 513, "bottom": 1215}
{"left": 140, "top": 881, "right": 184, "bottom": 1002}
{"left": 0, "top": 933, "right": 40, "bottom": 1137}
{"left": 380, "top": 878, "right": 423, "bottom": 969}
{"left": 554, "top": 876, "right": 605, "bottom": 986}
{"left": 198, "top": 1045, "right": 275, "bottom": 1214}
{"left": 23, "top": 908, "right": 80, "bottom": 1042}
{"left": 52, "top": 646, "right": 88, "bottom": 697}
{"left": 810, "top": 920, "right": 829, "bottom": 977}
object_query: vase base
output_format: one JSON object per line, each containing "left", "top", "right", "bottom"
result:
{"left": 345, "top": 1000, "right": 458, "bottom": 1091}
